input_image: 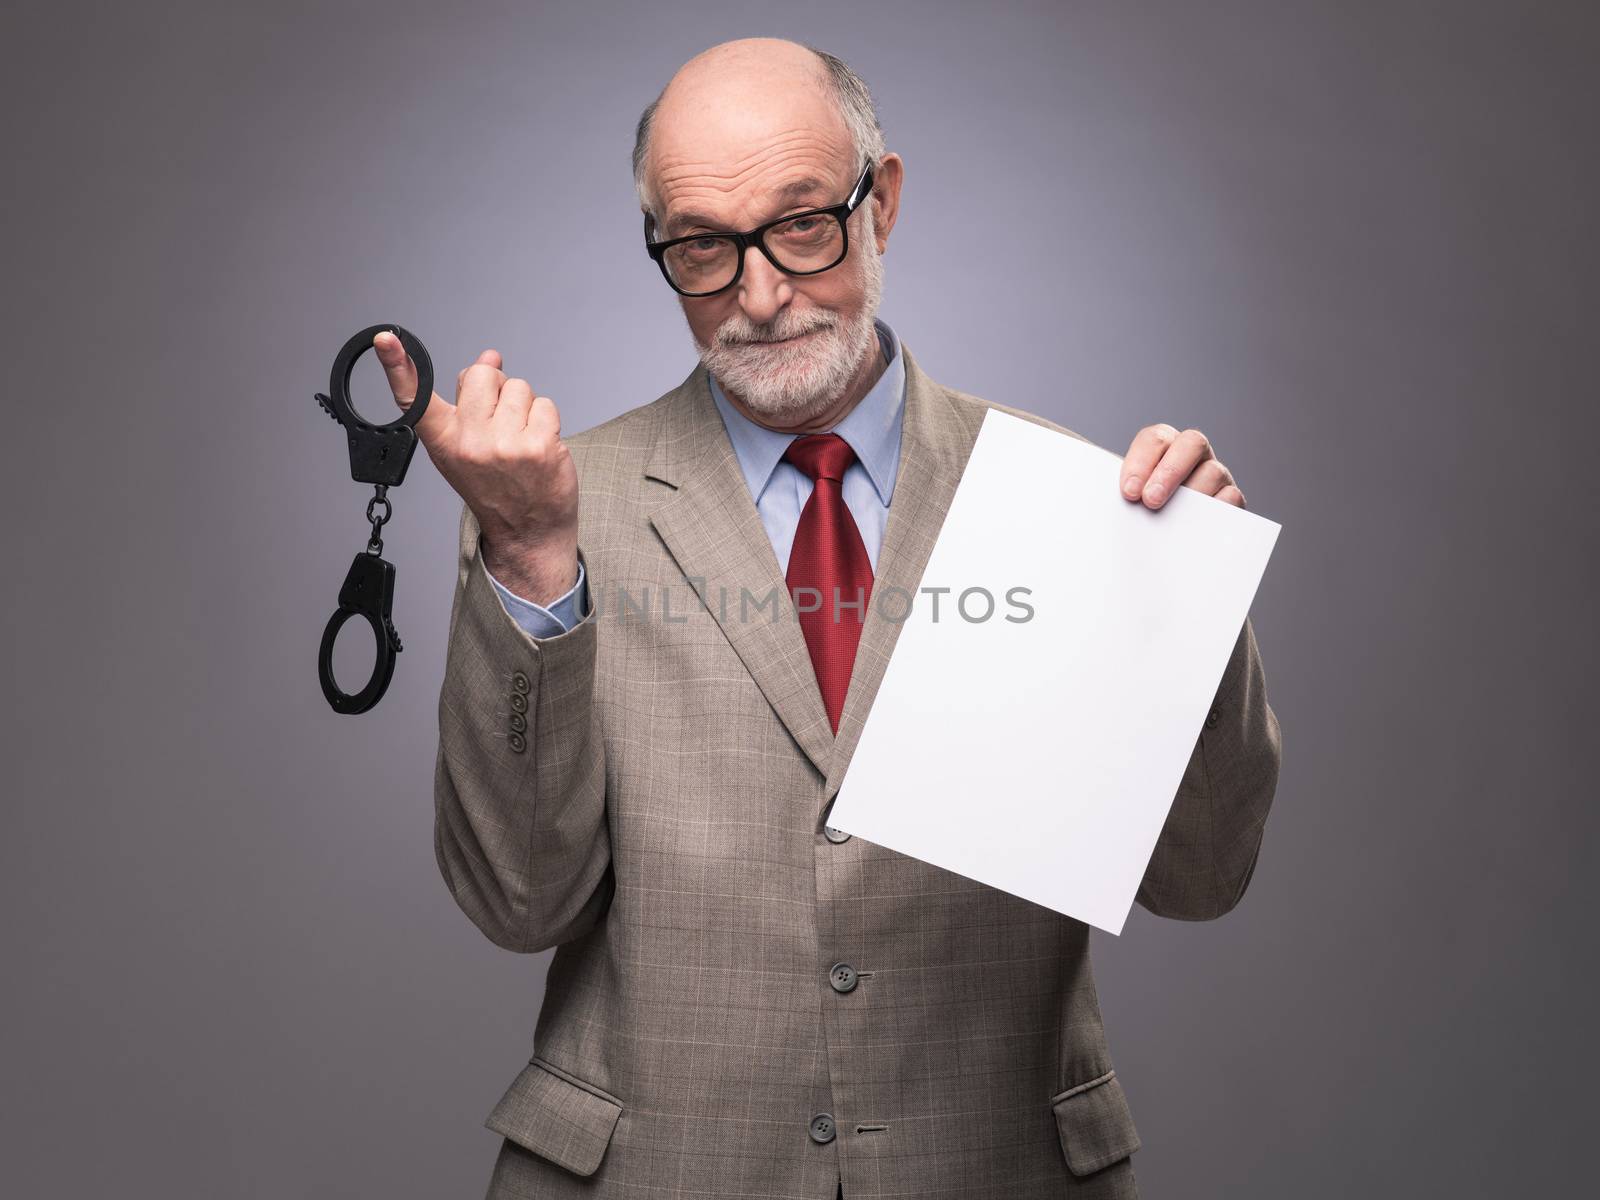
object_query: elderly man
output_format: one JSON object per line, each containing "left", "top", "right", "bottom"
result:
{"left": 376, "top": 36, "right": 1280, "bottom": 1200}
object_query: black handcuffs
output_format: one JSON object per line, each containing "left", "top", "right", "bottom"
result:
{"left": 314, "top": 323, "right": 433, "bottom": 714}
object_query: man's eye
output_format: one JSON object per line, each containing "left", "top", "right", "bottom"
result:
{"left": 772, "top": 215, "right": 828, "bottom": 242}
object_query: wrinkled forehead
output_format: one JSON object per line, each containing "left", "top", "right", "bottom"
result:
{"left": 646, "top": 83, "right": 857, "bottom": 239}
{"left": 650, "top": 160, "right": 858, "bottom": 242}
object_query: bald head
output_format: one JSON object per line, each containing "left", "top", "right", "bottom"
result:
{"left": 671, "top": 36, "right": 825, "bottom": 92}
{"left": 632, "top": 39, "right": 885, "bottom": 224}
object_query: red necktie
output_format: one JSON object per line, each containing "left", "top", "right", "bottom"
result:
{"left": 783, "top": 433, "right": 874, "bottom": 733}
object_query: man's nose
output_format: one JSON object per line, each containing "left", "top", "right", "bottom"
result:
{"left": 735, "top": 245, "right": 793, "bottom": 324}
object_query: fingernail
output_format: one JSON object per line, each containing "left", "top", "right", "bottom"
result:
{"left": 1145, "top": 481, "right": 1166, "bottom": 504}
{"left": 1123, "top": 476, "right": 1141, "bottom": 497}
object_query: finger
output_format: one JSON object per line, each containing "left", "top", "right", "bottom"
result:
{"left": 1141, "top": 428, "right": 1213, "bottom": 508}
{"left": 1184, "top": 458, "right": 1236, "bottom": 498}
{"left": 1216, "top": 484, "right": 1246, "bottom": 509}
{"left": 373, "top": 330, "right": 419, "bottom": 410}
{"left": 1120, "top": 424, "right": 1178, "bottom": 500}
{"left": 373, "top": 329, "right": 453, "bottom": 450}
{"left": 524, "top": 394, "right": 561, "bottom": 442}
{"left": 456, "top": 359, "right": 508, "bottom": 424}
{"left": 495, "top": 377, "right": 535, "bottom": 430}
{"left": 458, "top": 348, "right": 504, "bottom": 395}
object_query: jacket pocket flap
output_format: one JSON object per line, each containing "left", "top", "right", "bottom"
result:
{"left": 485, "top": 1057, "right": 624, "bottom": 1177}
{"left": 1051, "top": 1070, "right": 1141, "bottom": 1176}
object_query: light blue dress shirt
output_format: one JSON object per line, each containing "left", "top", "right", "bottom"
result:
{"left": 486, "top": 317, "right": 907, "bottom": 637}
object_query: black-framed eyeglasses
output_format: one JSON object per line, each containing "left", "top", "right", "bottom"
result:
{"left": 643, "top": 162, "right": 875, "bottom": 298}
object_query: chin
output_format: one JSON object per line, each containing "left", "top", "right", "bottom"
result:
{"left": 703, "top": 313, "right": 879, "bottom": 422}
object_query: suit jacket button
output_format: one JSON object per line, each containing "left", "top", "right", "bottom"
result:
{"left": 822, "top": 793, "right": 851, "bottom": 842}
{"left": 508, "top": 731, "right": 526, "bottom": 754}
{"left": 511, "top": 670, "right": 531, "bottom": 694}
{"left": 829, "top": 963, "right": 858, "bottom": 993}
{"left": 1205, "top": 706, "right": 1220, "bottom": 729}
{"left": 510, "top": 692, "right": 528, "bottom": 714}
{"left": 509, "top": 711, "right": 527, "bottom": 733}
{"left": 809, "top": 1113, "right": 836, "bottom": 1143}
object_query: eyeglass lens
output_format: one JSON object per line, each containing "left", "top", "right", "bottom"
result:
{"left": 661, "top": 213, "right": 846, "bottom": 294}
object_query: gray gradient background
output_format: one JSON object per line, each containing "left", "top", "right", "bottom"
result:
{"left": 6, "top": 1, "right": 1595, "bottom": 1195}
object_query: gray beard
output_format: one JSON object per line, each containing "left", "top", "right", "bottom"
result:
{"left": 693, "top": 212, "right": 886, "bottom": 424}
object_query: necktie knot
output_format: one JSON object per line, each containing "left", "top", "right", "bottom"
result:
{"left": 782, "top": 432, "right": 856, "bottom": 484}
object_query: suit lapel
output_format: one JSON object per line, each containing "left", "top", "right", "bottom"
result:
{"left": 642, "top": 344, "right": 985, "bottom": 797}
{"left": 646, "top": 363, "right": 836, "bottom": 777}
{"left": 822, "top": 344, "right": 985, "bottom": 805}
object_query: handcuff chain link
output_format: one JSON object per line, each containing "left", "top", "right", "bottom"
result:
{"left": 365, "top": 484, "right": 392, "bottom": 555}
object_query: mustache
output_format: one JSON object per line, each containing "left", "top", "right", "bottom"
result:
{"left": 716, "top": 313, "right": 838, "bottom": 346}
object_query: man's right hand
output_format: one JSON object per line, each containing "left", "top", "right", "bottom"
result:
{"left": 372, "top": 330, "right": 580, "bottom": 606}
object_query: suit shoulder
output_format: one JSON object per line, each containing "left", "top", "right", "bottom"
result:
{"left": 565, "top": 394, "right": 661, "bottom": 459}
{"left": 933, "top": 380, "right": 1110, "bottom": 455}
{"left": 560, "top": 374, "right": 699, "bottom": 537}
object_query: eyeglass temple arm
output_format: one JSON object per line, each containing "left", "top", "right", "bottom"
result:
{"left": 847, "top": 164, "right": 875, "bottom": 210}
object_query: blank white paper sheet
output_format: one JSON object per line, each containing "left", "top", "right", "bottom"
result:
{"left": 830, "top": 409, "right": 1281, "bottom": 934}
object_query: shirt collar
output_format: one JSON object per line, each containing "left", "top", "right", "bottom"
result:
{"left": 707, "top": 317, "right": 906, "bottom": 507}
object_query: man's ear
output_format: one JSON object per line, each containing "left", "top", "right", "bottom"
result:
{"left": 871, "top": 152, "right": 905, "bottom": 253}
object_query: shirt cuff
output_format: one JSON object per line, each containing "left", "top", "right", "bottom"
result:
{"left": 485, "top": 553, "right": 588, "bottom": 639}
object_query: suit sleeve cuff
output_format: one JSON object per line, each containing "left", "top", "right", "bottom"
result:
{"left": 485, "top": 554, "right": 588, "bottom": 639}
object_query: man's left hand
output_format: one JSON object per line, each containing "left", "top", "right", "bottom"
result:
{"left": 1118, "top": 424, "right": 1246, "bottom": 510}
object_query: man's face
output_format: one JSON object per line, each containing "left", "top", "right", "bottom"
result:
{"left": 666, "top": 158, "right": 884, "bottom": 423}
{"left": 644, "top": 53, "right": 897, "bottom": 423}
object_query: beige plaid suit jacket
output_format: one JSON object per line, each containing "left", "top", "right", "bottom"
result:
{"left": 433, "top": 340, "right": 1282, "bottom": 1199}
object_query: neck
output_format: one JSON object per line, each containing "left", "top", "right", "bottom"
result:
{"left": 723, "top": 330, "right": 888, "bottom": 435}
